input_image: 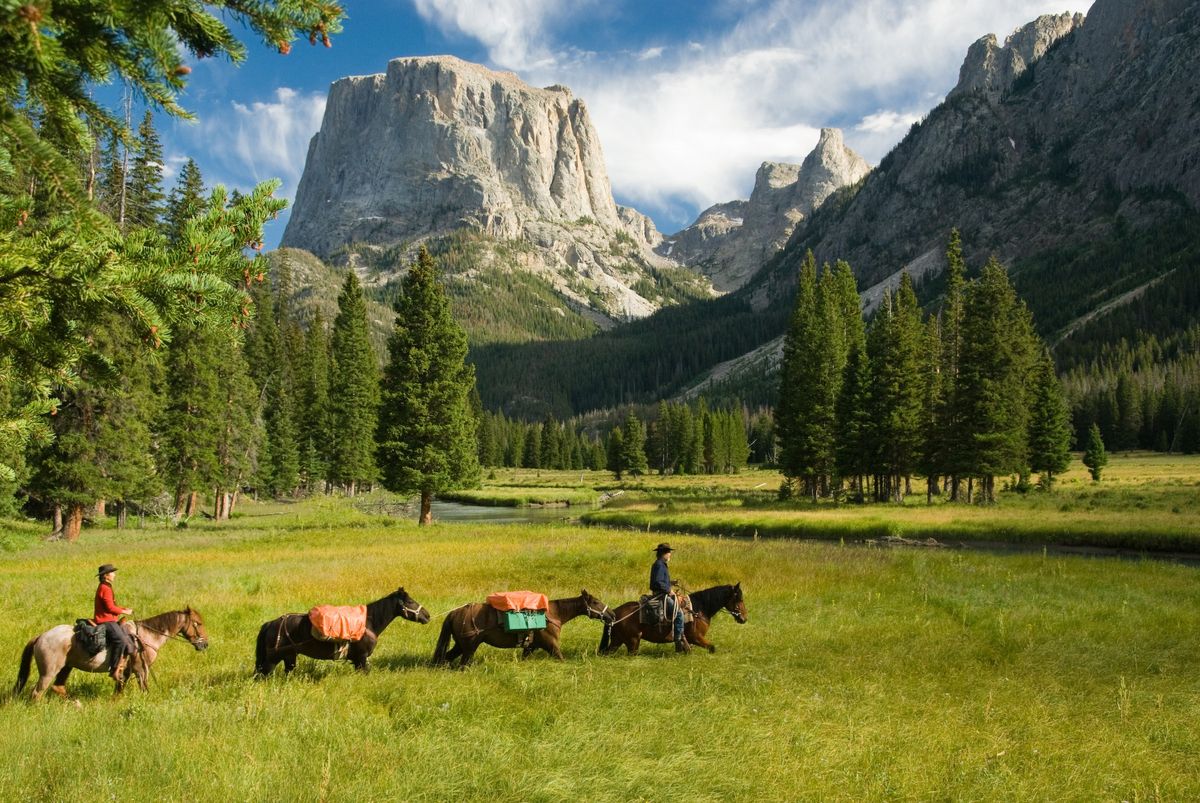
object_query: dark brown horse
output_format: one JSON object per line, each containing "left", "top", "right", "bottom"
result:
{"left": 599, "top": 583, "right": 747, "bottom": 655}
{"left": 254, "top": 587, "right": 429, "bottom": 677}
{"left": 432, "top": 590, "right": 615, "bottom": 668}
{"left": 14, "top": 608, "right": 209, "bottom": 701}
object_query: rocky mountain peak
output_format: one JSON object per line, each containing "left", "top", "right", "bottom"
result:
{"left": 950, "top": 12, "right": 1084, "bottom": 101}
{"left": 667, "top": 127, "right": 870, "bottom": 291}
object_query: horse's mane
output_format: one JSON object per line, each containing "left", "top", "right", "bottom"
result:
{"left": 138, "top": 609, "right": 187, "bottom": 631}
{"left": 689, "top": 585, "right": 734, "bottom": 619}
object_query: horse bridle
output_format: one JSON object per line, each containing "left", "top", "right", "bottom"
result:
{"left": 400, "top": 599, "right": 426, "bottom": 621}
{"left": 136, "top": 616, "right": 208, "bottom": 649}
{"left": 583, "top": 599, "right": 611, "bottom": 621}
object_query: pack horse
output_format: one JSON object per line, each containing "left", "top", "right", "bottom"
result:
{"left": 254, "top": 587, "right": 430, "bottom": 676}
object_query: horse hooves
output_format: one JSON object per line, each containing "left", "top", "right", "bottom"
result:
{"left": 707, "top": 646, "right": 717, "bottom": 653}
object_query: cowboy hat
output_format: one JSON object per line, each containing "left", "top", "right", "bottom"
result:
{"left": 653, "top": 543, "right": 673, "bottom": 554}
{"left": 97, "top": 563, "right": 118, "bottom": 577}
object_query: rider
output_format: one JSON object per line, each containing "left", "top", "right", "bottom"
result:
{"left": 649, "top": 543, "right": 689, "bottom": 653}
{"left": 94, "top": 563, "right": 137, "bottom": 680}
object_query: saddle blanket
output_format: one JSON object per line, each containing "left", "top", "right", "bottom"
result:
{"left": 486, "top": 590, "right": 549, "bottom": 612}
{"left": 308, "top": 605, "right": 367, "bottom": 642}
{"left": 74, "top": 619, "right": 107, "bottom": 656}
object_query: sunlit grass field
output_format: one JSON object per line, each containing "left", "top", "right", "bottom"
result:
{"left": 2, "top": 492, "right": 1200, "bottom": 800}
{"left": 477, "top": 453, "right": 1200, "bottom": 552}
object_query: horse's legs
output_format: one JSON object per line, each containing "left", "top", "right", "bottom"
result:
{"left": 31, "top": 653, "right": 61, "bottom": 701}
{"left": 283, "top": 654, "right": 298, "bottom": 674}
{"left": 688, "top": 621, "right": 715, "bottom": 653}
{"left": 457, "top": 641, "right": 480, "bottom": 668}
{"left": 627, "top": 632, "right": 641, "bottom": 655}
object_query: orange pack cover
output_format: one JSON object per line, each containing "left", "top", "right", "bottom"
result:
{"left": 308, "top": 604, "right": 368, "bottom": 641}
{"left": 486, "top": 590, "right": 549, "bottom": 612}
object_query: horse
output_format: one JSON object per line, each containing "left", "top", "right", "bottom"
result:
{"left": 254, "top": 587, "right": 430, "bottom": 677}
{"left": 13, "top": 607, "right": 209, "bottom": 701}
{"left": 432, "top": 589, "right": 615, "bottom": 668}
{"left": 599, "top": 583, "right": 747, "bottom": 655}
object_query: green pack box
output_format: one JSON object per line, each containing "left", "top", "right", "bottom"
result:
{"left": 501, "top": 610, "right": 547, "bottom": 632}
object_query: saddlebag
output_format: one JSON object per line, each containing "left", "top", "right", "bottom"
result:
{"left": 74, "top": 619, "right": 107, "bottom": 656}
{"left": 308, "top": 605, "right": 368, "bottom": 642}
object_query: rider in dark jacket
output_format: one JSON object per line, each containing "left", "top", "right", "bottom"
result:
{"left": 650, "top": 543, "right": 688, "bottom": 652}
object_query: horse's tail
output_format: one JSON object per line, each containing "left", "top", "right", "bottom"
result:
{"left": 599, "top": 621, "right": 612, "bottom": 653}
{"left": 13, "top": 637, "right": 36, "bottom": 698}
{"left": 432, "top": 612, "right": 455, "bottom": 665}
{"left": 253, "top": 620, "right": 274, "bottom": 678}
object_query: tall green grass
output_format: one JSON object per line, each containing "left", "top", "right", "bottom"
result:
{"left": 2, "top": 500, "right": 1199, "bottom": 800}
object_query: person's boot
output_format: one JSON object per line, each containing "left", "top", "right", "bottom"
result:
{"left": 674, "top": 636, "right": 690, "bottom": 654}
{"left": 108, "top": 652, "right": 128, "bottom": 682}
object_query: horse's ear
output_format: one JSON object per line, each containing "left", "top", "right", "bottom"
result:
{"left": 735, "top": 582, "right": 741, "bottom": 589}
{"left": 581, "top": 588, "right": 588, "bottom": 596}
{"left": 185, "top": 604, "right": 192, "bottom": 613}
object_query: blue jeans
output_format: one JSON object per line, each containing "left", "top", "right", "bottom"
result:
{"left": 664, "top": 594, "right": 685, "bottom": 641}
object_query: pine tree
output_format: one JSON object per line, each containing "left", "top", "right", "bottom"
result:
{"left": 297, "top": 313, "right": 332, "bottom": 491}
{"left": 1082, "top": 423, "right": 1108, "bottom": 482}
{"left": 620, "top": 413, "right": 649, "bottom": 477}
{"left": 125, "top": 111, "right": 165, "bottom": 230}
{"left": 540, "top": 417, "right": 561, "bottom": 469}
{"left": 868, "top": 276, "right": 925, "bottom": 502}
{"left": 522, "top": 425, "right": 542, "bottom": 468}
{"left": 376, "top": 247, "right": 480, "bottom": 524}
{"left": 938, "top": 229, "right": 969, "bottom": 499}
{"left": 607, "top": 427, "right": 625, "bottom": 480}
{"left": 956, "top": 259, "right": 1036, "bottom": 503}
{"left": 161, "top": 321, "right": 226, "bottom": 518}
{"left": 165, "top": 158, "right": 206, "bottom": 245}
{"left": 917, "top": 315, "right": 943, "bottom": 502}
{"left": 1028, "top": 351, "right": 1073, "bottom": 489}
{"left": 328, "top": 272, "right": 380, "bottom": 495}
{"left": 244, "top": 282, "right": 300, "bottom": 497}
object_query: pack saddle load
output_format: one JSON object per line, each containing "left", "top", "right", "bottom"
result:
{"left": 486, "top": 590, "right": 549, "bottom": 633}
{"left": 308, "top": 605, "right": 368, "bottom": 642}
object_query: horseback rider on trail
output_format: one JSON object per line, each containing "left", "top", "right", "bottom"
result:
{"left": 650, "top": 543, "right": 689, "bottom": 653}
{"left": 94, "top": 564, "right": 137, "bottom": 681}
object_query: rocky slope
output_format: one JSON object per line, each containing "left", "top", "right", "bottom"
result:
{"left": 281, "top": 55, "right": 708, "bottom": 327}
{"left": 762, "top": 0, "right": 1199, "bottom": 302}
{"left": 477, "top": 0, "right": 1200, "bottom": 415}
{"left": 665, "top": 128, "right": 870, "bottom": 292}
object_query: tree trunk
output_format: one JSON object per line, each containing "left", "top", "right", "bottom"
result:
{"left": 116, "top": 502, "right": 127, "bottom": 529}
{"left": 967, "top": 477, "right": 974, "bottom": 504}
{"left": 230, "top": 489, "right": 240, "bottom": 515}
{"left": 185, "top": 491, "right": 199, "bottom": 518}
{"left": 53, "top": 504, "right": 63, "bottom": 535}
{"left": 420, "top": 491, "right": 433, "bottom": 525}
{"left": 950, "top": 476, "right": 960, "bottom": 502}
{"left": 95, "top": 499, "right": 106, "bottom": 518}
{"left": 65, "top": 504, "right": 84, "bottom": 542}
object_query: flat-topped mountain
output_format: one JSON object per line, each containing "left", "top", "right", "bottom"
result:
{"left": 282, "top": 55, "right": 707, "bottom": 329}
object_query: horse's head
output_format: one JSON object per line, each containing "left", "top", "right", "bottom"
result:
{"left": 393, "top": 587, "right": 431, "bottom": 625}
{"left": 724, "top": 583, "right": 747, "bottom": 624}
{"left": 181, "top": 606, "right": 209, "bottom": 650}
{"left": 580, "top": 589, "right": 615, "bottom": 624}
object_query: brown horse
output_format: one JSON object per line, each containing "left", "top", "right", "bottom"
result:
{"left": 599, "top": 583, "right": 747, "bottom": 655}
{"left": 13, "top": 608, "right": 209, "bottom": 701}
{"left": 432, "top": 590, "right": 615, "bottom": 668}
{"left": 254, "top": 587, "right": 430, "bottom": 677}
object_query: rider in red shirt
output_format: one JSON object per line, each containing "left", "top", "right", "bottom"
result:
{"left": 94, "top": 564, "right": 136, "bottom": 680}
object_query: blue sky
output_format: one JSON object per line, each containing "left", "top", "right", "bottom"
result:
{"left": 151, "top": 0, "right": 1092, "bottom": 248}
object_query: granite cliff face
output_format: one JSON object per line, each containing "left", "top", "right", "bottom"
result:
{"left": 665, "top": 128, "right": 870, "bottom": 291}
{"left": 756, "top": 0, "right": 1200, "bottom": 308}
{"left": 282, "top": 56, "right": 705, "bottom": 325}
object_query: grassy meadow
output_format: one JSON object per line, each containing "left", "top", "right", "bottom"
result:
{"left": 2, "top": 481, "right": 1200, "bottom": 800}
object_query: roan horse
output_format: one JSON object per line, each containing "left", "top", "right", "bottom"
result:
{"left": 13, "top": 607, "right": 209, "bottom": 701}
{"left": 254, "top": 587, "right": 430, "bottom": 677}
{"left": 432, "top": 590, "right": 615, "bottom": 668}
{"left": 599, "top": 583, "right": 747, "bottom": 655}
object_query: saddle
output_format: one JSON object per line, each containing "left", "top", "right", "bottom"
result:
{"left": 639, "top": 594, "right": 694, "bottom": 626}
{"left": 74, "top": 619, "right": 107, "bottom": 656}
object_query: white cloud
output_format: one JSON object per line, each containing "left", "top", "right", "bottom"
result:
{"left": 415, "top": 0, "right": 1091, "bottom": 231}
{"left": 178, "top": 87, "right": 326, "bottom": 202}
{"left": 410, "top": 0, "right": 596, "bottom": 70}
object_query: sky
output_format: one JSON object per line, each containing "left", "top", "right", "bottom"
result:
{"left": 151, "top": 0, "right": 1093, "bottom": 248}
